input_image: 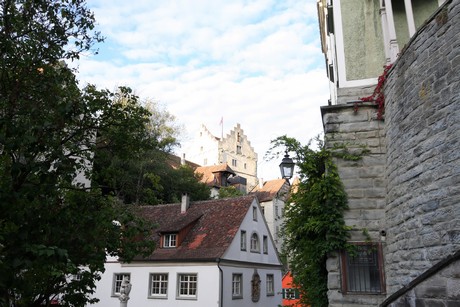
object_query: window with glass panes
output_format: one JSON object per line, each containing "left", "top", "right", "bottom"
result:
{"left": 232, "top": 274, "right": 243, "bottom": 298}
{"left": 163, "top": 234, "right": 177, "bottom": 248}
{"left": 266, "top": 274, "right": 274, "bottom": 295}
{"left": 250, "top": 233, "right": 260, "bottom": 252}
{"left": 112, "top": 273, "right": 130, "bottom": 296}
{"left": 149, "top": 273, "right": 168, "bottom": 297}
{"left": 178, "top": 274, "right": 197, "bottom": 298}
{"left": 240, "top": 230, "right": 247, "bottom": 251}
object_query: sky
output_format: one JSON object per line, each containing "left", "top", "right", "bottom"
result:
{"left": 75, "top": 0, "right": 330, "bottom": 181}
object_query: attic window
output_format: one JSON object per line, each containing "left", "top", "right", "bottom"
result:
{"left": 250, "top": 233, "right": 260, "bottom": 253}
{"left": 163, "top": 234, "right": 177, "bottom": 248}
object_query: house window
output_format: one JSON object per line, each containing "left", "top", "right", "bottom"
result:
{"left": 232, "top": 273, "right": 243, "bottom": 299}
{"left": 244, "top": 163, "right": 247, "bottom": 169}
{"left": 341, "top": 243, "right": 385, "bottom": 294}
{"left": 263, "top": 235, "right": 268, "bottom": 254}
{"left": 232, "top": 159, "right": 237, "bottom": 167}
{"left": 177, "top": 274, "right": 197, "bottom": 299}
{"left": 266, "top": 274, "right": 274, "bottom": 296}
{"left": 275, "top": 205, "right": 279, "bottom": 219}
{"left": 250, "top": 233, "right": 260, "bottom": 253}
{"left": 252, "top": 206, "right": 257, "bottom": 221}
{"left": 282, "top": 288, "right": 300, "bottom": 299}
{"left": 236, "top": 145, "right": 242, "bottom": 154}
{"left": 240, "top": 230, "right": 247, "bottom": 251}
{"left": 149, "top": 273, "right": 168, "bottom": 298}
{"left": 112, "top": 273, "right": 130, "bottom": 296}
{"left": 163, "top": 234, "right": 177, "bottom": 248}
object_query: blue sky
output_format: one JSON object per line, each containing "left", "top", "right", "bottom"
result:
{"left": 75, "top": 0, "right": 330, "bottom": 180}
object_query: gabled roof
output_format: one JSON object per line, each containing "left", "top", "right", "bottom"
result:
{"left": 138, "top": 195, "right": 256, "bottom": 261}
{"left": 251, "top": 179, "right": 289, "bottom": 202}
{"left": 195, "top": 163, "right": 236, "bottom": 186}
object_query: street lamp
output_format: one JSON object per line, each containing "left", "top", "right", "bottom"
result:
{"left": 279, "top": 151, "right": 295, "bottom": 181}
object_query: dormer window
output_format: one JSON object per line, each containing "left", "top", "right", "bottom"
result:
{"left": 163, "top": 234, "right": 177, "bottom": 248}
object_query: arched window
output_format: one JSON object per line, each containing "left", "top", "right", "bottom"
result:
{"left": 250, "top": 233, "right": 260, "bottom": 253}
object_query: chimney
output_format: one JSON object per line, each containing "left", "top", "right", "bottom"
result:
{"left": 181, "top": 153, "right": 186, "bottom": 166}
{"left": 259, "top": 178, "right": 264, "bottom": 188}
{"left": 181, "top": 193, "right": 190, "bottom": 213}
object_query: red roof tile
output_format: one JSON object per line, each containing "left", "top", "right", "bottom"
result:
{"left": 137, "top": 195, "right": 255, "bottom": 261}
{"left": 251, "top": 179, "right": 289, "bottom": 202}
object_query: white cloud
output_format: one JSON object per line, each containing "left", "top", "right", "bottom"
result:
{"left": 77, "top": 0, "right": 330, "bottom": 180}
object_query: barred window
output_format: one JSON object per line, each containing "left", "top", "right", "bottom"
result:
{"left": 341, "top": 243, "right": 385, "bottom": 294}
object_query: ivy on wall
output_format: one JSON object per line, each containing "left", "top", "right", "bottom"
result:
{"left": 267, "top": 136, "right": 366, "bottom": 307}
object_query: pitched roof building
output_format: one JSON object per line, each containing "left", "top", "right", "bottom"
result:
{"left": 88, "top": 195, "right": 283, "bottom": 307}
{"left": 251, "top": 179, "right": 290, "bottom": 252}
{"left": 183, "top": 124, "right": 258, "bottom": 192}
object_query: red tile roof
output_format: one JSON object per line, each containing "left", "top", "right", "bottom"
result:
{"left": 194, "top": 163, "right": 235, "bottom": 186}
{"left": 137, "top": 195, "right": 256, "bottom": 261}
{"left": 251, "top": 179, "right": 289, "bottom": 202}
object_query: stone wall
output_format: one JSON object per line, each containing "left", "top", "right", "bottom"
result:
{"left": 381, "top": 250, "right": 460, "bottom": 307}
{"left": 383, "top": 0, "right": 460, "bottom": 297}
{"left": 322, "top": 103, "right": 387, "bottom": 306}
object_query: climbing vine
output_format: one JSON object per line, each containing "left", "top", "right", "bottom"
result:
{"left": 266, "top": 135, "right": 366, "bottom": 307}
{"left": 355, "top": 64, "right": 393, "bottom": 120}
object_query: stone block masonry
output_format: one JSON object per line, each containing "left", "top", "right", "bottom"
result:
{"left": 384, "top": 0, "right": 460, "bottom": 298}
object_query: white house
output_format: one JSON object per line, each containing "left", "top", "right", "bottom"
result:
{"left": 251, "top": 179, "right": 290, "bottom": 252}
{"left": 88, "top": 195, "right": 283, "bottom": 307}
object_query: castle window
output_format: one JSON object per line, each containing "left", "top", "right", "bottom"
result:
{"left": 232, "top": 159, "right": 237, "bottom": 167}
{"left": 341, "top": 243, "right": 385, "bottom": 294}
{"left": 236, "top": 145, "right": 242, "bottom": 154}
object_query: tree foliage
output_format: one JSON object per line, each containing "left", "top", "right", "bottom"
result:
{"left": 267, "top": 136, "right": 351, "bottom": 307}
{"left": 93, "top": 98, "right": 210, "bottom": 205}
{"left": 218, "top": 186, "right": 244, "bottom": 199}
{"left": 0, "top": 1, "right": 155, "bottom": 305}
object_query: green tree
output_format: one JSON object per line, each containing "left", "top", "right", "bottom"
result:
{"left": 267, "top": 136, "right": 351, "bottom": 307}
{"left": 93, "top": 98, "right": 210, "bottom": 205}
{"left": 218, "top": 186, "right": 244, "bottom": 198}
{"left": 0, "top": 1, "right": 154, "bottom": 305}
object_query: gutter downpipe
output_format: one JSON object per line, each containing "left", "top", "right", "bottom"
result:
{"left": 217, "top": 258, "right": 223, "bottom": 307}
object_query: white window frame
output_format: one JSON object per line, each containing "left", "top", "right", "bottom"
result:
{"left": 240, "top": 230, "right": 247, "bottom": 251}
{"left": 266, "top": 274, "right": 275, "bottom": 296}
{"left": 177, "top": 273, "right": 198, "bottom": 299}
{"left": 232, "top": 273, "right": 243, "bottom": 299}
{"left": 163, "top": 233, "right": 177, "bottom": 248}
{"left": 149, "top": 273, "right": 168, "bottom": 298}
{"left": 112, "top": 273, "right": 130, "bottom": 296}
{"left": 250, "top": 233, "right": 260, "bottom": 253}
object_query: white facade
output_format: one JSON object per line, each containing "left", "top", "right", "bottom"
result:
{"left": 88, "top": 197, "right": 282, "bottom": 307}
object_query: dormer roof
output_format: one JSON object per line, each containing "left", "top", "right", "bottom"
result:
{"left": 138, "top": 195, "right": 256, "bottom": 261}
{"left": 195, "top": 163, "right": 236, "bottom": 186}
